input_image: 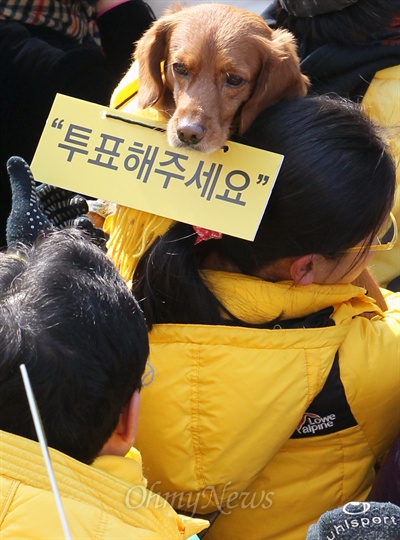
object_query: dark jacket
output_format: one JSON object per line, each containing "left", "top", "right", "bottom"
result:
{"left": 369, "top": 433, "right": 400, "bottom": 506}
{"left": 0, "top": 0, "right": 154, "bottom": 248}
{"left": 261, "top": 2, "right": 400, "bottom": 101}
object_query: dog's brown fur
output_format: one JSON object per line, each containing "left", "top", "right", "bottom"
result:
{"left": 134, "top": 3, "right": 309, "bottom": 153}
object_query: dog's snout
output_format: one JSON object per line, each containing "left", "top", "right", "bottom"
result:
{"left": 177, "top": 122, "right": 206, "bottom": 145}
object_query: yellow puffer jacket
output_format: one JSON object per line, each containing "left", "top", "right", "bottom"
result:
{"left": 0, "top": 430, "right": 208, "bottom": 539}
{"left": 361, "top": 65, "right": 400, "bottom": 288}
{"left": 135, "top": 271, "right": 400, "bottom": 540}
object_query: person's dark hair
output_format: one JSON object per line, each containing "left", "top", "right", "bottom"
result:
{"left": 0, "top": 228, "right": 149, "bottom": 464}
{"left": 274, "top": 0, "right": 399, "bottom": 54}
{"left": 132, "top": 95, "right": 395, "bottom": 328}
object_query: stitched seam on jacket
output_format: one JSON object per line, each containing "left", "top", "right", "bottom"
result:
{"left": 303, "top": 349, "right": 314, "bottom": 407}
{"left": 0, "top": 478, "right": 19, "bottom": 525}
{"left": 336, "top": 430, "right": 347, "bottom": 505}
{"left": 96, "top": 509, "right": 109, "bottom": 538}
{"left": 190, "top": 344, "right": 206, "bottom": 489}
{"left": 304, "top": 348, "right": 331, "bottom": 407}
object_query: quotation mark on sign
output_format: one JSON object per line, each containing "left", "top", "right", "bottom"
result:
{"left": 257, "top": 174, "right": 269, "bottom": 186}
{"left": 51, "top": 118, "right": 64, "bottom": 129}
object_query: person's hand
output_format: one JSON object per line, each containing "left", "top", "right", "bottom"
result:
{"left": 6, "top": 156, "right": 108, "bottom": 249}
{"left": 95, "top": 0, "right": 131, "bottom": 15}
{"left": 352, "top": 267, "right": 388, "bottom": 313}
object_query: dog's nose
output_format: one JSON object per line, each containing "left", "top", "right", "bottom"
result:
{"left": 177, "top": 122, "right": 206, "bottom": 145}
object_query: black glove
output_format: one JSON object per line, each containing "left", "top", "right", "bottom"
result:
{"left": 6, "top": 156, "right": 108, "bottom": 249}
{"left": 35, "top": 182, "right": 89, "bottom": 227}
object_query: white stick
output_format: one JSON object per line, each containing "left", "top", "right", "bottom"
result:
{"left": 19, "top": 364, "right": 72, "bottom": 540}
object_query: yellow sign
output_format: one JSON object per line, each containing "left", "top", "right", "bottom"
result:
{"left": 31, "top": 94, "right": 284, "bottom": 240}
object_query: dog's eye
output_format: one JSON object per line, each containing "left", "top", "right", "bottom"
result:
{"left": 226, "top": 74, "right": 245, "bottom": 87}
{"left": 173, "top": 63, "right": 188, "bottom": 76}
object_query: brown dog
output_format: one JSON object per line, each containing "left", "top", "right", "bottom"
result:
{"left": 133, "top": 3, "right": 309, "bottom": 153}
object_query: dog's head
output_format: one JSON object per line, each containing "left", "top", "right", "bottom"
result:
{"left": 135, "top": 3, "right": 309, "bottom": 153}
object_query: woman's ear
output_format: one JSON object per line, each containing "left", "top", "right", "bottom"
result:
{"left": 290, "top": 255, "right": 317, "bottom": 285}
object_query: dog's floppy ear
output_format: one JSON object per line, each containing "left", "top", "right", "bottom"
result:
{"left": 134, "top": 16, "right": 175, "bottom": 109}
{"left": 239, "top": 29, "right": 310, "bottom": 134}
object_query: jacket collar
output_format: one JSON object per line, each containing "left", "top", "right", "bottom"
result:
{"left": 201, "top": 270, "right": 382, "bottom": 325}
{"left": 0, "top": 430, "right": 206, "bottom": 536}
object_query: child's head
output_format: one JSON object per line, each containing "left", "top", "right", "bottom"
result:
{"left": 132, "top": 95, "right": 396, "bottom": 326}
{"left": 0, "top": 229, "right": 149, "bottom": 464}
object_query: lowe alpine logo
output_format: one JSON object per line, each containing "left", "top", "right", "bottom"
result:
{"left": 296, "top": 412, "right": 336, "bottom": 435}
